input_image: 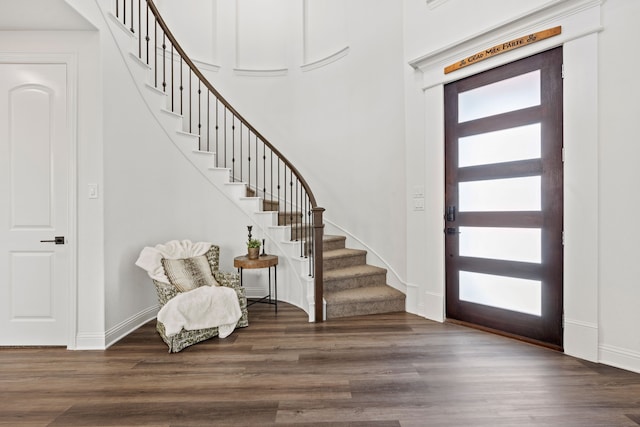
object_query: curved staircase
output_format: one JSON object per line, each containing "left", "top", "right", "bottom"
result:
{"left": 104, "top": 0, "right": 405, "bottom": 320}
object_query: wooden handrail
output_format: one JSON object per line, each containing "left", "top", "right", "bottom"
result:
{"left": 145, "top": 0, "right": 318, "bottom": 208}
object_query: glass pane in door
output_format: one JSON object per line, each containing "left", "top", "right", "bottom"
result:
{"left": 458, "top": 123, "right": 541, "bottom": 167}
{"left": 459, "top": 271, "right": 542, "bottom": 316}
{"left": 458, "top": 70, "right": 541, "bottom": 122}
{"left": 459, "top": 176, "right": 541, "bottom": 212}
{"left": 459, "top": 226, "right": 541, "bottom": 263}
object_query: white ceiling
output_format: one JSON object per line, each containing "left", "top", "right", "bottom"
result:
{"left": 0, "top": 0, "right": 95, "bottom": 31}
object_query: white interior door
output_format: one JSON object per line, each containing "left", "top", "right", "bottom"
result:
{"left": 0, "top": 63, "right": 70, "bottom": 346}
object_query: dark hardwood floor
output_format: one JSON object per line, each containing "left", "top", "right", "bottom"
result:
{"left": 2, "top": 303, "right": 640, "bottom": 426}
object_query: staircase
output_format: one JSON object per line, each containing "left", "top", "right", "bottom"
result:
{"left": 248, "top": 188, "right": 406, "bottom": 319}
{"left": 323, "top": 235, "right": 405, "bottom": 319}
{"left": 107, "top": 0, "right": 405, "bottom": 320}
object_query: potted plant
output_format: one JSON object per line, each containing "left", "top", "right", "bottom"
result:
{"left": 247, "top": 238, "right": 261, "bottom": 260}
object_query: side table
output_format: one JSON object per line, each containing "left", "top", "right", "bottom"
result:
{"left": 233, "top": 254, "right": 278, "bottom": 312}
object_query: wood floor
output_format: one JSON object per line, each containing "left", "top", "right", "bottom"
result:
{"left": 2, "top": 304, "right": 640, "bottom": 427}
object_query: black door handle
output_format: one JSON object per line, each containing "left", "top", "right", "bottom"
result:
{"left": 446, "top": 206, "right": 456, "bottom": 222}
{"left": 40, "top": 236, "right": 65, "bottom": 245}
{"left": 445, "top": 228, "right": 460, "bottom": 235}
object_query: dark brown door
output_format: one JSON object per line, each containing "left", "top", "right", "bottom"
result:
{"left": 444, "top": 47, "right": 563, "bottom": 349}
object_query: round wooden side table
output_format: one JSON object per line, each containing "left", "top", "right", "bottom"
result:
{"left": 233, "top": 254, "right": 278, "bottom": 312}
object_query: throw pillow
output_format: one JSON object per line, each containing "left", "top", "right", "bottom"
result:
{"left": 161, "top": 255, "right": 219, "bottom": 292}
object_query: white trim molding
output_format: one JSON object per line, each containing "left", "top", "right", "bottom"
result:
{"left": 422, "top": 290, "right": 445, "bottom": 322}
{"left": 600, "top": 344, "right": 640, "bottom": 375}
{"left": 105, "top": 305, "right": 158, "bottom": 348}
{"left": 426, "top": 0, "right": 449, "bottom": 10}
{"left": 564, "top": 318, "right": 598, "bottom": 362}
{"left": 409, "top": 0, "right": 604, "bottom": 89}
{"left": 233, "top": 68, "right": 288, "bottom": 78}
{"left": 301, "top": 46, "right": 350, "bottom": 72}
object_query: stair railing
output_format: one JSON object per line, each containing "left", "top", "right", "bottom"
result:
{"left": 114, "top": 0, "right": 325, "bottom": 321}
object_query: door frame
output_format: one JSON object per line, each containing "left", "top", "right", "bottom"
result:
{"left": 0, "top": 53, "right": 78, "bottom": 349}
{"left": 406, "top": 0, "right": 601, "bottom": 362}
{"left": 443, "top": 47, "right": 564, "bottom": 348}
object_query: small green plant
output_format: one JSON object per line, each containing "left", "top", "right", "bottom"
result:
{"left": 247, "top": 239, "right": 261, "bottom": 248}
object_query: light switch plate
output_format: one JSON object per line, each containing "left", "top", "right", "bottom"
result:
{"left": 88, "top": 184, "right": 99, "bottom": 199}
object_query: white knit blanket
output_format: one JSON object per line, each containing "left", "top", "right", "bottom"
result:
{"left": 157, "top": 285, "right": 242, "bottom": 338}
{"left": 135, "top": 240, "right": 212, "bottom": 283}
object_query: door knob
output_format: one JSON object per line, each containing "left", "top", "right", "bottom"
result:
{"left": 40, "top": 236, "right": 65, "bottom": 245}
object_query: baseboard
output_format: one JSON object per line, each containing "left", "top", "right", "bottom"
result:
{"left": 404, "top": 284, "right": 443, "bottom": 322}
{"left": 599, "top": 344, "right": 640, "bottom": 374}
{"left": 74, "top": 332, "right": 107, "bottom": 350}
{"left": 564, "top": 318, "right": 598, "bottom": 362}
{"left": 405, "top": 283, "right": 420, "bottom": 315}
{"left": 104, "top": 305, "right": 158, "bottom": 349}
{"left": 422, "top": 290, "right": 444, "bottom": 322}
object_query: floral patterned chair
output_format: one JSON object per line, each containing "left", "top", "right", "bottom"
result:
{"left": 136, "top": 240, "right": 249, "bottom": 353}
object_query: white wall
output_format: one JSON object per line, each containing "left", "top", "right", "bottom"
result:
{"left": 597, "top": 0, "right": 640, "bottom": 371}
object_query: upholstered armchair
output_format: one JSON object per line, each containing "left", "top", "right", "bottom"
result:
{"left": 136, "top": 240, "right": 249, "bottom": 353}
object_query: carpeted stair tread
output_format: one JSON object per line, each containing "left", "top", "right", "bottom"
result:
{"left": 324, "top": 265, "right": 388, "bottom": 292}
{"left": 323, "top": 234, "right": 346, "bottom": 251}
{"left": 324, "top": 264, "right": 386, "bottom": 281}
{"left": 324, "top": 284, "right": 404, "bottom": 303}
{"left": 323, "top": 248, "right": 367, "bottom": 260}
{"left": 323, "top": 248, "right": 367, "bottom": 271}
{"left": 324, "top": 285, "right": 406, "bottom": 319}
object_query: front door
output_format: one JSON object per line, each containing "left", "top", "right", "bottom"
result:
{"left": 0, "top": 63, "right": 70, "bottom": 346}
{"left": 444, "top": 47, "right": 564, "bottom": 348}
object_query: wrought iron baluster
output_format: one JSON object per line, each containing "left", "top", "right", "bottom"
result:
{"left": 262, "top": 141, "right": 266, "bottom": 199}
{"left": 197, "top": 81, "right": 202, "bottom": 148}
{"left": 130, "top": 0, "right": 134, "bottom": 33}
{"left": 231, "top": 116, "right": 235, "bottom": 180}
{"left": 145, "top": 4, "right": 150, "bottom": 64}
{"left": 254, "top": 134, "right": 258, "bottom": 199}
{"left": 170, "top": 44, "right": 174, "bottom": 111}
{"left": 161, "top": 33, "right": 166, "bottom": 92}
{"left": 289, "top": 170, "right": 294, "bottom": 232}
{"left": 137, "top": 0, "right": 141, "bottom": 56}
{"left": 277, "top": 161, "right": 281, "bottom": 220}
{"left": 215, "top": 100, "right": 219, "bottom": 166}
{"left": 153, "top": 19, "right": 157, "bottom": 87}
{"left": 188, "top": 70, "right": 192, "bottom": 133}
{"left": 240, "top": 125, "right": 243, "bottom": 184}
{"left": 179, "top": 58, "right": 183, "bottom": 115}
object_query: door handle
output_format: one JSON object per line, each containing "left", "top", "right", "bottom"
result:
{"left": 445, "top": 227, "right": 460, "bottom": 235}
{"left": 446, "top": 206, "right": 456, "bottom": 222}
{"left": 40, "top": 236, "right": 65, "bottom": 245}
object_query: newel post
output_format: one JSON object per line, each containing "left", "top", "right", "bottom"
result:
{"left": 312, "top": 207, "right": 325, "bottom": 322}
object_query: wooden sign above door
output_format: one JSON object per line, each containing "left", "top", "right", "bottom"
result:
{"left": 444, "top": 26, "right": 561, "bottom": 74}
